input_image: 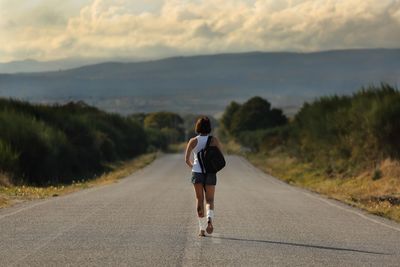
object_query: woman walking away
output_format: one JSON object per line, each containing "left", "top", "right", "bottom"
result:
{"left": 185, "top": 116, "right": 224, "bottom": 237}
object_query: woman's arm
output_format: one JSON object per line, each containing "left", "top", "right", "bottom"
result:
{"left": 184, "top": 138, "right": 196, "bottom": 168}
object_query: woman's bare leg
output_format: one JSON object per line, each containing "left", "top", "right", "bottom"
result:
{"left": 205, "top": 185, "right": 215, "bottom": 234}
{"left": 193, "top": 183, "right": 206, "bottom": 236}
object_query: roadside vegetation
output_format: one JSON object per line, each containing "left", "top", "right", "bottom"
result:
{"left": 0, "top": 99, "right": 187, "bottom": 207}
{"left": 220, "top": 84, "right": 400, "bottom": 222}
{"left": 0, "top": 99, "right": 186, "bottom": 186}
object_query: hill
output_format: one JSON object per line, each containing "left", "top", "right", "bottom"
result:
{"left": 0, "top": 49, "right": 399, "bottom": 115}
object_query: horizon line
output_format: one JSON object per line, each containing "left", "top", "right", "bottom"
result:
{"left": 1, "top": 47, "right": 399, "bottom": 64}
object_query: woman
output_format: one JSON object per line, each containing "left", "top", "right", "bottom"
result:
{"left": 185, "top": 116, "right": 223, "bottom": 237}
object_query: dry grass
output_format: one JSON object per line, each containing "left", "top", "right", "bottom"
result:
{"left": 0, "top": 196, "right": 8, "bottom": 208}
{"left": 247, "top": 151, "right": 400, "bottom": 223}
{"left": 167, "top": 142, "right": 187, "bottom": 154}
{"left": 0, "top": 173, "right": 12, "bottom": 187}
{"left": 0, "top": 153, "right": 157, "bottom": 209}
{"left": 224, "top": 139, "right": 244, "bottom": 155}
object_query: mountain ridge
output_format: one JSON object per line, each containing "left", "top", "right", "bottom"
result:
{"left": 2, "top": 48, "right": 398, "bottom": 74}
{"left": 0, "top": 48, "right": 399, "bottom": 115}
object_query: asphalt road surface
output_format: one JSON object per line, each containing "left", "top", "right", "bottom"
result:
{"left": 1, "top": 154, "right": 400, "bottom": 266}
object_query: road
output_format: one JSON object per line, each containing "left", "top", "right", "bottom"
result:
{"left": 1, "top": 154, "right": 400, "bottom": 266}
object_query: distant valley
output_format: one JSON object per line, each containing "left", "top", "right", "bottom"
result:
{"left": 0, "top": 49, "right": 399, "bottom": 116}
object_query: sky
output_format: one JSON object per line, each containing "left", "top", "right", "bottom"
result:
{"left": 1, "top": 0, "right": 400, "bottom": 62}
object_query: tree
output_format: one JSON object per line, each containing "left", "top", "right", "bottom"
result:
{"left": 230, "top": 97, "right": 287, "bottom": 134}
{"left": 144, "top": 112, "right": 183, "bottom": 129}
{"left": 144, "top": 112, "right": 185, "bottom": 143}
{"left": 220, "top": 101, "right": 241, "bottom": 134}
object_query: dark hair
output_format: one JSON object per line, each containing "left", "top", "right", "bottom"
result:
{"left": 195, "top": 116, "right": 211, "bottom": 134}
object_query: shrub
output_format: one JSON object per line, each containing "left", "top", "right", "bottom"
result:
{"left": 230, "top": 97, "right": 287, "bottom": 133}
{"left": 226, "top": 84, "right": 400, "bottom": 175}
{"left": 144, "top": 112, "right": 185, "bottom": 143}
{"left": 145, "top": 128, "right": 168, "bottom": 151}
{"left": 0, "top": 139, "right": 19, "bottom": 174}
{"left": 290, "top": 83, "right": 400, "bottom": 170}
{"left": 372, "top": 169, "right": 382, "bottom": 181}
{"left": 220, "top": 97, "right": 288, "bottom": 146}
{"left": 0, "top": 99, "right": 149, "bottom": 185}
{"left": 0, "top": 109, "right": 71, "bottom": 184}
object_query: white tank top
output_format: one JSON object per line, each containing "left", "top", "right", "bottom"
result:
{"left": 192, "top": 135, "right": 210, "bottom": 173}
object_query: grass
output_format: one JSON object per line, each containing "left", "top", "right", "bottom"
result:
{"left": 0, "top": 152, "right": 157, "bottom": 209}
{"left": 224, "top": 139, "right": 244, "bottom": 155}
{"left": 167, "top": 142, "right": 186, "bottom": 153}
{"left": 0, "top": 196, "right": 7, "bottom": 208}
{"left": 246, "top": 149, "right": 400, "bottom": 223}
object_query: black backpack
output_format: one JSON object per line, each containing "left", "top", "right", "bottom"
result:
{"left": 197, "top": 136, "right": 226, "bottom": 174}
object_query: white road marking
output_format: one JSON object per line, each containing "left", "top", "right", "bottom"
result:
{"left": 0, "top": 199, "right": 52, "bottom": 220}
{"left": 300, "top": 190, "right": 400, "bottom": 233}
{"left": 0, "top": 183, "right": 108, "bottom": 221}
{"left": 9, "top": 199, "right": 110, "bottom": 267}
{"left": 242, "top": 156, "right": 400, "bottom": 233}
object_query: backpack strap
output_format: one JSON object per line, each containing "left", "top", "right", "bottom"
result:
{"left": 198, "top": 136, "right": 212, "bottom": 174}
{"left": 197, "top": 151, "right": 205, "bottom": 174}
{"left": 205, "top": 135, "right": 212, "bottom": 150}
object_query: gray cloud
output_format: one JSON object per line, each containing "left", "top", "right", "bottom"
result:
{"left": 193, "top": 24, "right": 225, "bottom": 39}
{"left": 1, "top": 0, "right": 400, "bottom": 61}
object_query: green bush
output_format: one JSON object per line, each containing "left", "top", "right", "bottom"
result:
{"left": 230, "top": 97, "right": 287, "bottom": 134}
{"left": 223, "top": 84, "right": 400, "bottom": 176}
{"left": 145, "top": 128, "right": 168, "bottom": 151}
{"left": 0, "top": 110, "right": 71, "bottom": 184}
{"left": 220, "top": 101, "right": 241, "bottom": 135}
{"left": 290, "top": 83, "right": 400, "bottom": 171}
{"left": 0, "top": 99, "right": 149, "bottom": 185}
{"left": 372, "top": 168, "right": 382, "bottom": 181}
{"left": 220, "top": 96, "right": 288, "bottom": 148}
{"left": 142, "top": 112, "right": 185, "bottom": 150}
{"left": 0, "top": 139, "right": 19, "bottom": 174}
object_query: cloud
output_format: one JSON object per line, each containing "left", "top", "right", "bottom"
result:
{"left": 1, "top": 0, "right": 400, "bottom": 61}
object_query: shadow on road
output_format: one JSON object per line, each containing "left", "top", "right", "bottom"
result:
{"left": 211, "top": 236, "right": 389, "bottom": 255}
